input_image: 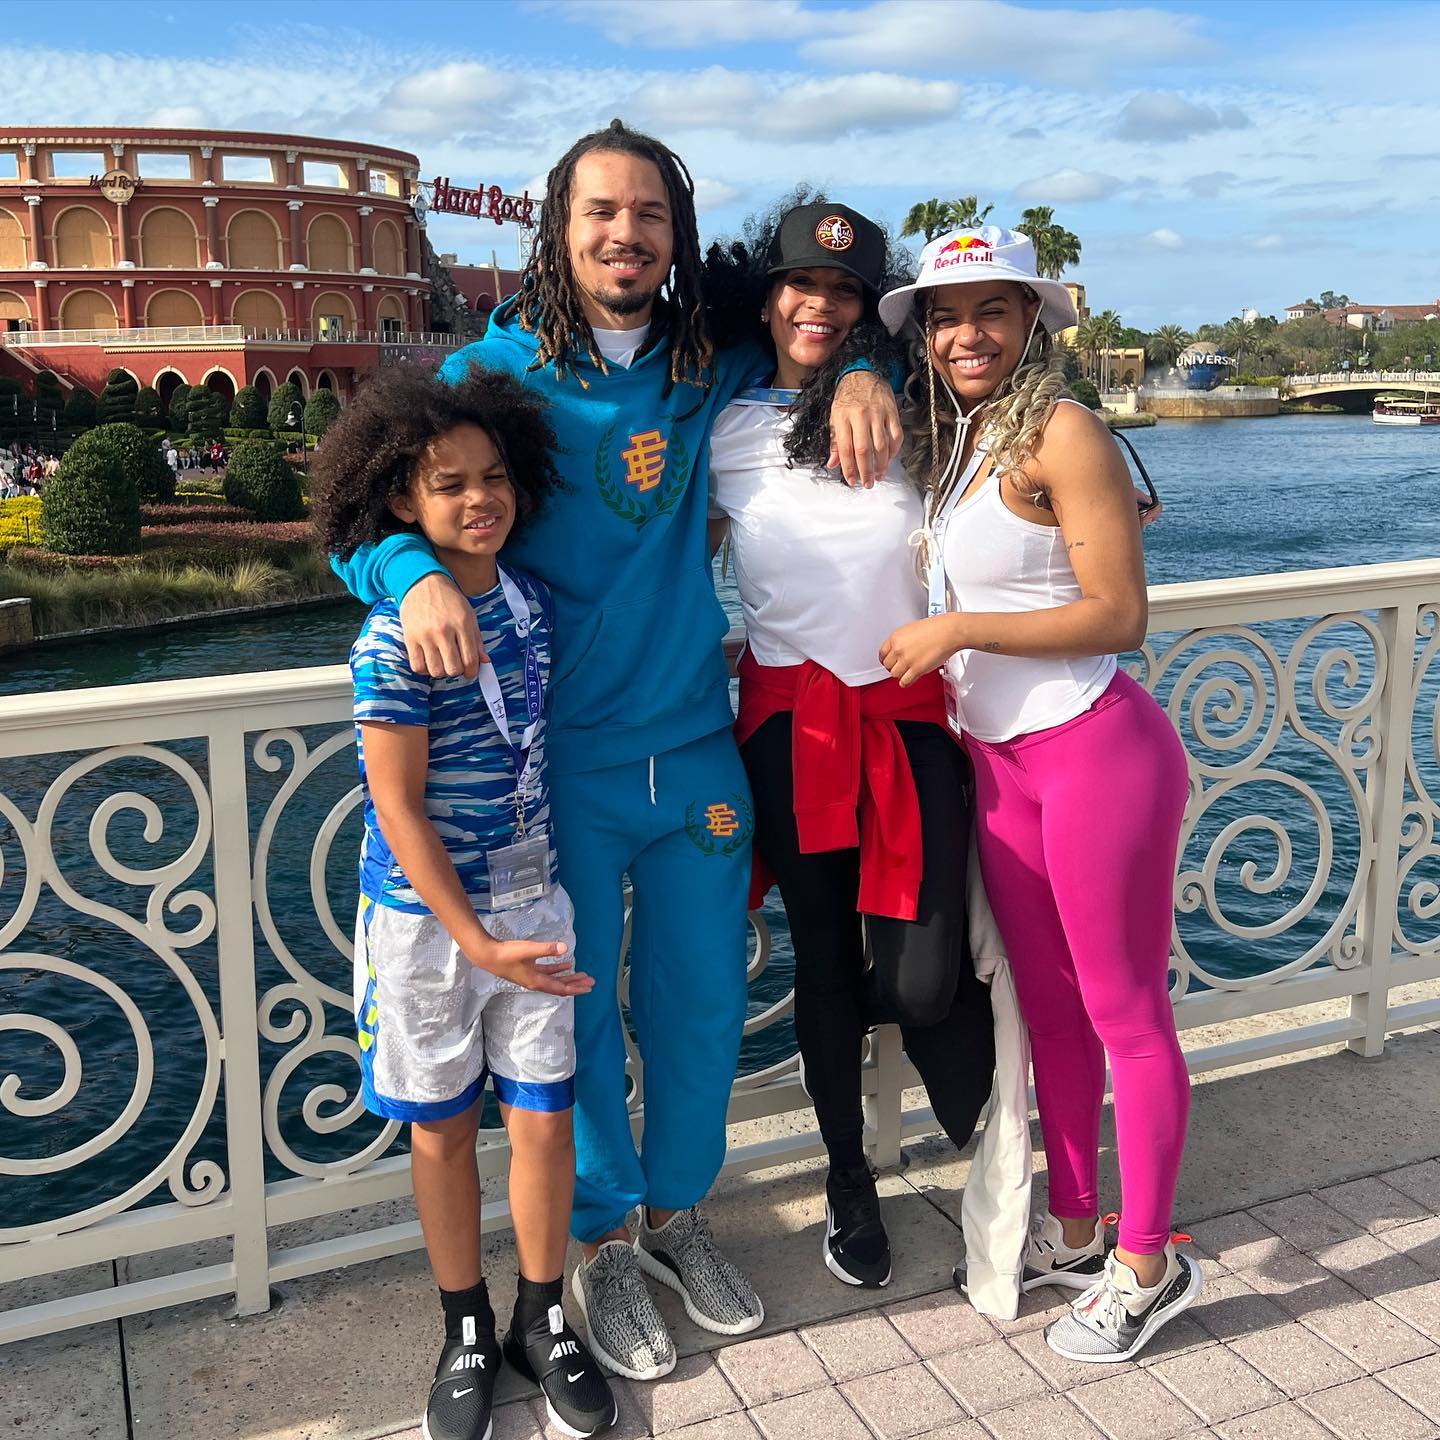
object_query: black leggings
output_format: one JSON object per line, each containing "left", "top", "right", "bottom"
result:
{"left": 741, "top": 712, "right": 996, "bottom": 1170}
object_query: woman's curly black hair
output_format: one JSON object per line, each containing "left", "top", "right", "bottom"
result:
{"left": 700, "top": 185, "right": 916, "bottom": 473}
{"left": 310, "top": 364, "right": 565, "bottom": 560}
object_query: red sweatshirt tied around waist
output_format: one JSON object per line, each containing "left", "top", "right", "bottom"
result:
{"left": 734, "top": 649, "right": 947, "bottom": 922}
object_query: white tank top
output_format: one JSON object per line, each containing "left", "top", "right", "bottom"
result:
{"left": 936, "top": 403, "right": 1117, "bottom": 742}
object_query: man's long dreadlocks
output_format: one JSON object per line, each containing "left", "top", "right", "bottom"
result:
{"left": 516, "top": 119, "right": 713, "bottom": 397}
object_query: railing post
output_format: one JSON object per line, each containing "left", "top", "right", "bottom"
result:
{"left": 209, "top": 717, "right": 272, "bottom": 1315}
{"left": 1349, "top": 596, "right": 1418, "bottom": 1057}
{"left": 864, "top": 1023, "right": 904, "bottom": 1169}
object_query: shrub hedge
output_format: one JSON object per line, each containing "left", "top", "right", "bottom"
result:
{"left": 224, "top": 439, "right": 305, "bottom": 521}
{"left": 230, "top": 385, "right": 268, "bottom": 430}
{"left": 134, "top": 385, "right": 163, "bottom": 427}
{"left": 267, "top": 381, "right": 304, "bottom": 433}
{"left": 40, "top": 434, "right": 140, "bottom": 555}
{"left": 63, "top": 386, "right": 98, "bottom": 427}
{"left": 303, "top": 388, "right": 341, "bottom": 437}
{"left": 67, "top": 422, "right": 176, "bottom": 504}
{"left": 98, "top": 369, "right": 139, "bottom": 425}
{"left": 166, "top": 383, "right": 192, "bottom": 431}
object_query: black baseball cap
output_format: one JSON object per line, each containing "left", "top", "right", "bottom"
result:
{"left": 765, "top": 202, "right": 886, "bottom": 293}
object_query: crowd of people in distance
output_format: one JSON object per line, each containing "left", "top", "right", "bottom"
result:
{"left": 1, "top": 445, "right": 58, "bottom": 496}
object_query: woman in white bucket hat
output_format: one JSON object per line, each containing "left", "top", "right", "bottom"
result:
{"left": 877, "top": 227, "right": 1201, "bottom": 1363}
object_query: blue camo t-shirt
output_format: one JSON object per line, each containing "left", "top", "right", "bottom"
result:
{"left": 350, "top": 567, "right": 556, "bottom": 913}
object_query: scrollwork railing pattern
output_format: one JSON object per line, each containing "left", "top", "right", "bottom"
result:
{"left": 3, "top": 561, "right": 1438, "bottom": 1340}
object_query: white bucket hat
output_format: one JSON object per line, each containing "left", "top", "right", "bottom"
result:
{"left": 878, "top": 225, "right": 1079, "bottom": 337}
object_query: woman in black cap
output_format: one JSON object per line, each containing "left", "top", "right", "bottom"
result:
{"left": 703, "top": 195, "right": 996, "bottom": 1289}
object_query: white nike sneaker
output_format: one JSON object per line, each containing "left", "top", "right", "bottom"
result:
{"left": 1045, "top": 1243, "right": 1203, "bottom": 1363}
{"left": 1023, "top": 1211, "right": 1108, "bottom": 1293}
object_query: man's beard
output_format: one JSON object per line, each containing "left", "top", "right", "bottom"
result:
{"left": 592, "top": 283, "right": 658, "bottom": 318}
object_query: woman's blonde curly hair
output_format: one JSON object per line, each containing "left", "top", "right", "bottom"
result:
{"left": 901, "top": 288, "right": 1069, "bottom": 510}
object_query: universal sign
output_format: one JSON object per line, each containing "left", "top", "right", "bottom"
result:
{"left": 421, "top": 177, "right": 538, "bottom": 228}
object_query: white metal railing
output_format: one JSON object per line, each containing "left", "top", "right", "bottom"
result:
{"left": 4, "top": 558, "right": 1440, "bottom": 1344}
{"left": 1297, "top": 370, "right": 1440, "bottom": 387}
{"left": 0, "top": 326, "right": 461, "bottom": 349}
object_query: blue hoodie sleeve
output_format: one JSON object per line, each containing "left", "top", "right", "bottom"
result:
{"left": 330, "top": 533, "right": 450, "bottom": 605}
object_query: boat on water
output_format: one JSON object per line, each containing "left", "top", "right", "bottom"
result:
{"left": 1373, "top": 394, "right": 1440, "bottom": 425}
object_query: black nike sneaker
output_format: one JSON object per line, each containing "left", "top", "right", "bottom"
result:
{"left": 504, "top": 1301, "right": 617, "bottom": 1438}
{"left": 423, "top": 1322, "right": 501, "bottom": 1440}
{"left": 823, "top": 1165, "right": 892, "bottom": 1288}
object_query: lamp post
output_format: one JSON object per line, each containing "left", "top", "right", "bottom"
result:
{"left": 286, "top": 401, "right": 306, "bottom": 466}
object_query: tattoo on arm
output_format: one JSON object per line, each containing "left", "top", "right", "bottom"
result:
{"left": 982, "top": 640, "right": 1002, "bottom": 652}
{"left": 1066, "top": 538, "right": 1086, "bottom": 552}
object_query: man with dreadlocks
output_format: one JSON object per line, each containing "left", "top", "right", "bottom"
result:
{"left": 334, "top": 119, "right": 901, "bottom": 1382}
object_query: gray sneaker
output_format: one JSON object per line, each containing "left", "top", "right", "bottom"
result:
{"left": 1045, "top": 1244, "right": 1202, "bottom": 1363}
{"left": 571, "top": 1239, "right": 676, "bottom": 1382}
{"left": 635, "top": 1207, "right": 764, "bottom": 1336}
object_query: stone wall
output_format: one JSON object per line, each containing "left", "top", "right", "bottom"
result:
{"left": 0, "top": 597, "right": 34, "bottom": 651}
{"left": 1140, "top": 388, "right": 1282, "bottom": 418}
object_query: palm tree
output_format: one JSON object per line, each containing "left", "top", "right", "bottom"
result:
{"left": 950, "top": 194, "right": 994, "bottom": 229}
{"left": 901, "top": 199, "right": 956, "bottom": 242}
{"left": 1016, "top": 205, "right": 1083, "bottom": 279}
{"left": 1074, "top": 316, "right": 1102, "bottom": 385}
{"left": 1146, "top": 324, "right": 1192, "bottom": 368}
{"left": 1090, "top": 308, "right": 1124, "bottom": 393}
{"left": 1222, "top": 317, "right": 1259, "bottom": 369}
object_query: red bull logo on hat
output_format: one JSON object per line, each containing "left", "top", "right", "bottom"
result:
{"left": 934, "top": 234, "right": 993, "bottom": 270}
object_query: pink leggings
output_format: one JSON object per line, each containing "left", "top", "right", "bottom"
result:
{"left": 966, "top": 671, "right": 1190, "bottom": 1254}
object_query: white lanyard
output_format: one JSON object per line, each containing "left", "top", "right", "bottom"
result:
{"left": 925, "top": 441, "right": 988, "bottom": 617}
{"left": 475, "top": 567, "right": 544, "bottom": 831}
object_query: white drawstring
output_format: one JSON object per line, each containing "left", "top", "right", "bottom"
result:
{"left": 648, "top": 755, "right": 656, "bottom": 806}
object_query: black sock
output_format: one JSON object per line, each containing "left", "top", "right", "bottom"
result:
{"left": 440, "top": 1279, "right": 495, "bottom": 1346}
{"left": 513, "top": 1274, "right": 563, "bottom": 1333}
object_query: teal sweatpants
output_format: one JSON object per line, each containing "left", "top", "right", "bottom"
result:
{"left": 552, "top": 727, "right": 753, "bottom": 1243}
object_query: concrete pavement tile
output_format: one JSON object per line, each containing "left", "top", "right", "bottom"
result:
{"left": 1009, "top": 1326, "right": 1121, "bottom": 1391}
{"left": 900, "top": 1424, "right": 986, "bottom": 1440}
{"left": 926, "top": 1339, "right": 1048, "bottom": 1415}
{"left": 1149, "top": 1345, "right": 1283, "bottom": 1424}
{"left": 1239, "top": 1248, "right": 1362, "bottom": 1319}
{"left": 749, "top": 1385, "right": 867, "bottom": 1439}
{"left": 1383, "top": 1162, "right": 1440, "bottom": 1213}
{"left": 839, "top": 1361, "right": 965, "bottom": 1439}
{"left": 1313, "top": 1235, "right": 1433, "bottom": 1301}
{"left": 982, "top": 1285, "right": 1068, "bottom": 1337}
{"left": 881, "top": 1288, "right": 994, "bottom": 1358}
{"left": 623, "top": 1354, "right": 742, "bottom": 1435}
{"left": 656, "top": 1414, "right": 762, "bottom": 1439}
{"left": 1070, "top": 1367, "right": 1206, "bottom": 1439}
{"left": 715, "top": 1330, "right": 830, "bottom": 1406}
{"left": 1376, "top": 1277, "right": 1440, "bottom": 1342}
{"left": 1377, "top": 1354, "right": 1440, "bottom": 1422}
{"left": 1133, "top": 1314, "right": 1219, "bottom": 1367}
{"left": 800, "top": 1308, "right": 917, "bottom": 1382}
{"left": 1227, "top": 1321, "right": 1364, "bottom": 1397}
{"left": 1301, "top": 1376, "right": 1435, "bottom": 1440}
{"left": 977, "top": 1393, "right": 1107, "bottom": 1439}
{"left": 0, "top": 1318, "right": 127, "bottom": 1440}
{"left": 1248, "top": 1194, "right": 1364, "bottom": 1254}
{"left": 494, "top": 1401, "right": 548, "bottom": 1440}
{"left": 1300, "top": 1298, "right": 1434, "bottom": 1372}
{"left": 1318, "top": 1177, "right": 1431, "bottom": 1235}
{"left": 1379, "top": 1217, "right": 1440, "bottom": 1279}
{"left": 1211, "top": 1401, "right": 1334, "bottom": 1440}
{"left": 1189, "top": 1273, "right": 1290, "bottom": 1342}
{"left": 1185, "top": 1213, "right": 1290, "bottom": 1273}
{"left": 534, "top": 1380, "right": 648, "bottom": 1440}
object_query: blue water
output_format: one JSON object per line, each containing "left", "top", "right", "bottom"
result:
{"left": 3, "top": 414, "right": 1438, "bottom": 1224}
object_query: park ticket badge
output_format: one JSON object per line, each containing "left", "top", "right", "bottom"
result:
{"left": 942, "top": 671, "right": 964, "bottom": 739}
{"left": 487, "top": 827, "right": 551, "bottom": 911}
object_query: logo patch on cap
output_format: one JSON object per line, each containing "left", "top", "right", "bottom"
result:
{"left": 815, "top": 215, "right": 855, "bottom": 252}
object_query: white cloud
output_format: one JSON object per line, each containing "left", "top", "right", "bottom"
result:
{"left": 1186, "top": 170, "right": 1239, "bottom": 198}
{"left": 147, "top": 104, "right": 211, "bottom": 127}
{"left": 1013, "top": 168, "right": 1125, "bottom": 204}
{"left": 541, "top": 0, "right": 813, "bottom": 47}
{"left": 380, "top": 63, "right": 521, "bottom": 139}
{"left": 1147, "top": 228, "right": 1184, "bottom": 250}
{"left": 1250, "top": 234, "right": 1285, "bottom": 250}
{"left": 629, "top": 67, "right": 958, "bottom": 140}
{"left": 694, "top": 178, "right": 743, "bottom": 212}
{"left": 1116, "top": 92, "right": 1251, "bottom": 142}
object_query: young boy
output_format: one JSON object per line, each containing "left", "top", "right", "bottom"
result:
{"left": 312, "top": 367, "right": 616, "bottom": 1440}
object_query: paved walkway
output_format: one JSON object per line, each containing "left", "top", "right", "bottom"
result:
{"left": 385, "top": 1162, "right": 1440, "bottom": 1440}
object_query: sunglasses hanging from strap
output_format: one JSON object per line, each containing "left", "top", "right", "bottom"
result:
{"left": 1108, "top": 426, "right": 1162, "bottom": 518}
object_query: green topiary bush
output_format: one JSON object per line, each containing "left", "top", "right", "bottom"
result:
{"left": 267, "top": 381, "right": 304, "bottom": 434}
{"left": 63, "top": 385, "right": 98, "bottom": 428}
{"left": 40, "top": 432, "right": 141, "bottom": 555}
{"left": 187, "top": 388, "right": 226, "bottom": 442}
{"left": 302, "top": 388, "right": 341, "bottom": 437}
{"left": 0, "top": 377, "right": 28, "bottom": 443}
{"left": 224, "top": 439, "right": 305, "bottom": 521}
{"left": 97, "top": 369, "right": 139, "bottom": 425}
{"left": 68, "top": 422, "right": 176, "bottom": 504}
{"left": 33, "top": 371, "right": 64, "bottom": 434}
{"left": 134, "top": 385, "right": 163, "bottom": 427}
{"left": 166, "top": 383, "right": 192, "bottom": 431}
{"left": 230, "top": 385, "right": 268, "bottom": 430}
{"left": 1069, "top": 377, "right": 1102, "bottom": 409}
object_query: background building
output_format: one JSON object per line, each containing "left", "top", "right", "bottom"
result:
{"left": 0, "top": 126, "right": 451, "bottom": 410}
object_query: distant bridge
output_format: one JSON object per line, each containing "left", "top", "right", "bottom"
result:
{"left": 1287, "top": 370, "right": 1440, "bottom": 407}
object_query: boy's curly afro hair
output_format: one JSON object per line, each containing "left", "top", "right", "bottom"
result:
{"left": 310, "top": 363, "right": 565, "bottom": 560}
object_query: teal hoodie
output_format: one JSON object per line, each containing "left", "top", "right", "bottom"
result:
{"left": 333, "top": 300, "right": 767, "bottom": 775}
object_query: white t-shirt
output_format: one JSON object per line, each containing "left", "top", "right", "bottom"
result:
{"left": 592, "top": 323, "right": 650, "bottom": 370}
{"left": 709, "top": 397, "right": 927, "bottom": 686}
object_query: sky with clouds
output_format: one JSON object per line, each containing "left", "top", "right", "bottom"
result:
{"left": 5, "top": 0, "right": 1438, "bottom": 330}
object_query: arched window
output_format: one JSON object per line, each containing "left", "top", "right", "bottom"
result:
{"left": 146, "top": 289, "right": 205, "bottom": 327}
{"left": 154, "top": 370, "right": 186, "bottom": 407}
{"left": 307, "top": 214, "right": 353, "bottom": 272}
{"left": 231, "top": 289, "right": 287, "bottom": 330}
{"left": 0, "top": 290, "right": 31, "bottom": 329}
{"left": 377, "top": 293, "right": 406, "bottom": 336}
{"left": 53, "top": 207, "right": 113, "bottom": 268}
{"left": 311, "top": 290, "right": 355, "bottom": 339}
{"left": 0, "top": 210, "right": 26, "bottom": 269}
{"left": 252, "top": 369, "right": 275, "bottom": 402}
{"left": 138, "top": 208, "right": 200, "bottom": 268}
{"left": 373, "top": 219, "right": 403, "bottom": 276}
{"left": 59, "top": 289, "right": 117, "bottom": 330}
{"left": 286, "top": 368, "right": 309, "bottom": 396}
{"left": 227, "top": 210, "right": 282, "bottom": 269}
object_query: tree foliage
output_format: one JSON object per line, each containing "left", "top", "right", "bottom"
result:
{"left": 223, "top": 438, "right": 305, "bottom": 521}
{"left": 133, "top": 385, "right": 163, "bottom": 427}
{"left": 303, "top": 388, "right": 341, "bottom": 437}
{"left": 1016, "top": 205, "right": 1082, "bottom": 279}
{"left": 63, "top": 385, "right": 98, "bottom": 428}
{"left": 33, "top": 371, "right": 64, "bottom": 433}
{"left": 40, "top": 428, "right": 141, "bottom": 555}
{"left": 187, "top": 388, "right": 226, "bottom": 442}
{"left": 166, "top": 383, "right": 192, "bottom": 431}
{"left": 1146, "top": 324, "right": 1193, "bottom": 367}
{"left": 0, "top": 376, "right": 28, "bottom": 443}
{"left": 68, "top": 421, "right": 175, "bottom": 504}
{"left": 267, "top": 381, "right": 304, "bottom": 433}
{"left": 230, "top": 385, "right": 268, "bottom": 430}
{"left": 97, "top": 368, "right": 139, "bottom": 426}
{"left": 900, "top": 196, "right": 993, "bottom": 242}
